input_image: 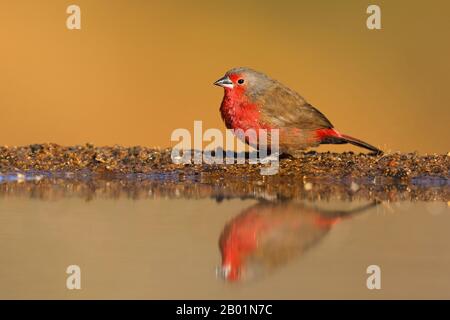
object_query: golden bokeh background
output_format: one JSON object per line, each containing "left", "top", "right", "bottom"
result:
{"left": 1, "top": 0, "right": 449, "bottom": 153}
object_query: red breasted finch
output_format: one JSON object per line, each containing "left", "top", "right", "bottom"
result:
{"left": 214, "top": 67, "right": 382, "bottom": 156}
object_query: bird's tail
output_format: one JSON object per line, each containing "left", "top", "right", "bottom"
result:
{"left": 340, "top": 134, "right": 383, "bottom": 155}
{"left": 318, "top": 129, "right": 383, "bottom": 155}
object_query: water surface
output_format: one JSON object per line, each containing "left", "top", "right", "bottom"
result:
{"left": 0, "top": 175, "right": 449, "bottom": 299}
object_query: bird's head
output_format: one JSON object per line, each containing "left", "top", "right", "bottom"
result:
{"left": 214, "top": 67, "right": 273, "bottom": 100}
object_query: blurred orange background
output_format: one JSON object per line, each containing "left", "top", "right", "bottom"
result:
{"left": 1, "top": 0, "right": 449, "bottom": 153}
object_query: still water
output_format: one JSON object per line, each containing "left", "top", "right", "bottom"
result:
{"left": 0, "top": 175, "right": 449, "bottom": 299}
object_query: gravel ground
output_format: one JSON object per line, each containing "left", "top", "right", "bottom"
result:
{"left": 0, "top": 144, "right": 448, "bottom": 180}
{"left": 0, "top": 144, "right": 448, "bottom": 202}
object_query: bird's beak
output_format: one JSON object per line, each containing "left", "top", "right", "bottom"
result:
{"left": 214, "top": 75, "right": 234, "bottom": 89}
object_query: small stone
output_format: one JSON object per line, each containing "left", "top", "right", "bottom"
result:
{"left": 350, "top": 182, "right": 360, "bottom": 192}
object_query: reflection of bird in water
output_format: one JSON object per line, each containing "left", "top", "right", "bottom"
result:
{"left": 217, "top": 200, "right": 378, "bottom": 282}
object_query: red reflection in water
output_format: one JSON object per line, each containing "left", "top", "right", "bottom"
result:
{"left": 218, "top": 200, "right": 377, "bottom": 282}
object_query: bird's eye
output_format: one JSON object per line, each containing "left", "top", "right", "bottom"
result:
{"left": 237, "top": 79, "right": 245, "bottom": 84}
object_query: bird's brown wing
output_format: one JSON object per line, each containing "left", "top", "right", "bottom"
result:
{"left": 258, "top": 84, "right": 333, "bottom": 130}
{"left": 255, "top": 83, "right": 334, "bottom": 153}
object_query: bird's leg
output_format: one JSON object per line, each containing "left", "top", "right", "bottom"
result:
{"left": 279, "top": 153, "right": 295, "bottom": 160}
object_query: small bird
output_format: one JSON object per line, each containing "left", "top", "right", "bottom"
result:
{"left": 214, "top": 67, "right": 382, "bottom": 156}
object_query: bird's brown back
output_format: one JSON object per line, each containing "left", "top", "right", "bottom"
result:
{"left": 255, "top": 82, "right": 333, "bottom": 130}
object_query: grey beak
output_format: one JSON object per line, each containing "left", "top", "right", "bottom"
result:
{"left": 214, "top": 75, "right": 233, "bottom": 88}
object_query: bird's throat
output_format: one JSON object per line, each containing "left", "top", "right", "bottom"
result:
{"left": 220, "top": 90, "right": 266, "bottom": 132}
